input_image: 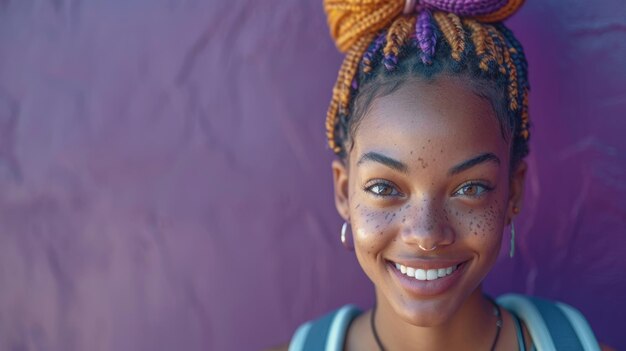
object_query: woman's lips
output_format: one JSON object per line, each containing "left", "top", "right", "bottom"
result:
{"left": 386, "top": 259, "right": 469, "bottom": 296}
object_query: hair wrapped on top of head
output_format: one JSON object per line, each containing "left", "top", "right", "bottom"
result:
{"left": 323, "top": 0, "right": 530, "bottom": 163}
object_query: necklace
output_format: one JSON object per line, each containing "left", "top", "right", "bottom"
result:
{"left": 370, "top": 296, "right": 503, "bottom": 351}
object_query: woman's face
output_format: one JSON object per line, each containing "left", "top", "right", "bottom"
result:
{"left": 332, "top": 75, "right": 526, "bottom": 326}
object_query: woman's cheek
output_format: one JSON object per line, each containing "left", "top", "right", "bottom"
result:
{"left": 352, "top": 205, "right": 401, "bottom": 255}
{"left": 447, "top": 198, "right": 506, "bottom": 244}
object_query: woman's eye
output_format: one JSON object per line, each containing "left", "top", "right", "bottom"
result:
{"left": 365, "top": 182, "right": 400, "bottom": 197}
{"left": 455, "top": 183, "right": 491, "bottom": 197}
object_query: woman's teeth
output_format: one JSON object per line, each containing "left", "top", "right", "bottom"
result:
{"left": 394, "top": 262, "right": 458, "bottom": 281}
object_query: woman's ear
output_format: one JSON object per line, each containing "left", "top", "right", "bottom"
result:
{"left": 507, "top": 160, "right": 527, "bottom": 225}
{"left": 331, "top": 159, "right": 350, "bottom": 222}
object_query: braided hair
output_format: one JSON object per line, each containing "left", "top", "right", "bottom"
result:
{"left": 323, "top": 0, "right": 530, "bottom": 169}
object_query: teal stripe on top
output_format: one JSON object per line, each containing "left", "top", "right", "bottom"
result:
{"left": 555, "top": 302, "right": 601, "bottom": 351}
{"left": 291, "top": 296, "right": 599, "bottom": 351}
{"left": 290, "top": 305, "right": 362, "bottom": 351}
{"left": 498, "top": 294, "right": 600, "bottom": 351}
{"left": 528, "top": 297, "right": 585, "bottom": 351}
{"left": 301, "top": 309, "right": 337, "bottom": 350}
{"left": 498, "top": 294, "right": 558, "bottom": 350}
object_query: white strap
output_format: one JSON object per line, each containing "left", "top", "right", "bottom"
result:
{"left": 288, "top": 321, "right": 312, "bottom": 351}
{"left": 288, "top": 305, "right": 359, "bottom": 351}
{"left": 497, "top": 294, "right": 558, "bottom": 351}
{"left": 326, "top": 305, "right": 359, "bottom": 351}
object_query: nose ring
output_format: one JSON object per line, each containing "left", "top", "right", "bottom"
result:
{"left": 419, "top": 244, "right": 438, "bottom": 252}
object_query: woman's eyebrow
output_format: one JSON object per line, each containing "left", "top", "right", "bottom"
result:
{"left": 357, "top": 151, "right": 409, "bottom": 174}
{"left": 448, "top": 152, "right": 500, "bottom": 176}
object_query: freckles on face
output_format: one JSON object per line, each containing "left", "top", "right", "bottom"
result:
{"left": 352, "top": 188, "right": 507, "bottom": 258}
{"left": 351, "top": 77, "right": 509, "bottom": 242}
{"left": 335, "top": 74, "right": 518, "bottom": 326}
{"left": 445, "top": 197, "right": 506, "bottom": 241}
{"left": 353, "top": 205, "right": 396, "bottom": 241}
{"left": 350, "top": 199, "right": 408, "bottom": 270}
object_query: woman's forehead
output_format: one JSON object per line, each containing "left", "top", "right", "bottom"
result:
{"left": 351, "top": 76, "right": 509, "bottom": 169}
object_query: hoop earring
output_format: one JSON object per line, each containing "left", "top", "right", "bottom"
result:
{"left": 341, "top": 222, "right": 354, "bottom": 251}
{"left": 509, "top": 220, "right": 515, "bottom": 258}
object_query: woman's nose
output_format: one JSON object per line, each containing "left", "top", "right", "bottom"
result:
{"left": 399, "top": 200, "right": 455, "bottom": 250}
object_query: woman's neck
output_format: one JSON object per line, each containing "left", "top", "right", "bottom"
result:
{"left": 372, "top": 287, "right": 498, "bottom": 351}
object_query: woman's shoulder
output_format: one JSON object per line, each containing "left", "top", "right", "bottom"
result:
{"left": 497, "top": 293, "right": 610, "bottom": 351}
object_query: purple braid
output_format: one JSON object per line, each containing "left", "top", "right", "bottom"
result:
{"left": 351, "top": 78, "right": 359, "bottom": 89}
{"left": 324, "top": 0, "right": 531, "bottom": 158}
{"left": 383, "top": 54, "right": 399, "bottom": 71}
{"left": 426, "top": 0, "right": 509, "bottom": 16}
{"left": 361, "top": 32, "right": 387, "bottom": 74}
{"left": 415, "top": 9, "right": 437, "bottom": 65}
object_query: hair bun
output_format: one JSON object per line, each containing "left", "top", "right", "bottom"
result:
{"left": 324, "top": 0, "right": 525, "bottom": 53}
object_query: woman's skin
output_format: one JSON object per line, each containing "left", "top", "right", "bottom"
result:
{"left": 332, "top": 75, "right": 528, "bottom": 350}
{"left": 267, "top": 75, "right": 614, "bottom": 350}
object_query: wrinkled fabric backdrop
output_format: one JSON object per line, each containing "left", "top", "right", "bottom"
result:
{"left": 0, "top": 0, "right": 624, "bottom": 350}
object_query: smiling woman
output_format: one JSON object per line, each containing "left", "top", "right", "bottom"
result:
{"left": 329, "top": 75, "right": 529, "bottom": 349}
{"left": 268, "top": 0, "right": 613, "bottom": 350}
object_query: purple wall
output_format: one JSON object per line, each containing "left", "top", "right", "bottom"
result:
{"left": 0, "top": 1, "right": 624, "bottom": 350}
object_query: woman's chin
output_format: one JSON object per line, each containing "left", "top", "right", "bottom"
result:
{"left": 391, "top": 299, "right": 459, "bottom": 327}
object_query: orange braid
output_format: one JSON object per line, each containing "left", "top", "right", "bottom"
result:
{"left": 326, "top": 33, "right": 376, "bottom": 153}
{"left": 485, "top": 25, "right": 507, "bottom": 75}
{"left": 520, "top": 88, "right": 530, "bottom": 139}
{"left": 323, "top": 0, "right": 529, "bottom": 153}
{"left": 433, "top": 12, "right": 466, "bottom": 61}
{"left": 475, "top": 0, "right": 525, "bottom": 23}
{"left": 383, "top": 15, "right": 417, "bottom": 59}
{"left": 324, "top": 0, "right": 404, "bottom": 53}
{"left": 492, "top": 30, "right": 519, "bottom": 111}
{"left": 463, "top": 19, "right": 496, "bottom": 72}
